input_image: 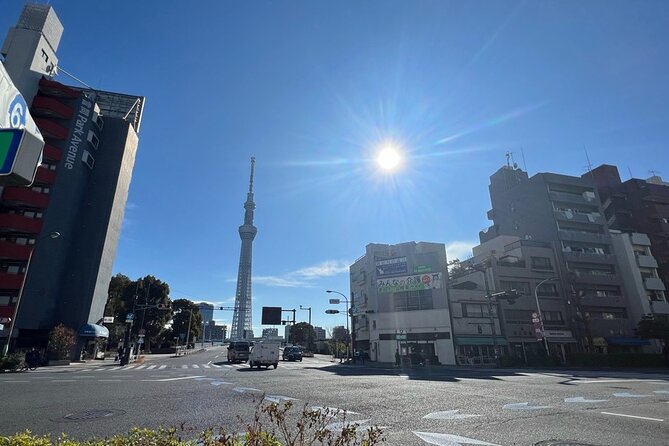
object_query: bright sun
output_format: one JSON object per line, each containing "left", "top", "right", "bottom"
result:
{"left": 376, "top": 146, "right": 402, "bottom": 171}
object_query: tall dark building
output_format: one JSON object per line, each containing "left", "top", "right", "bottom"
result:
{"left": 481, "top": 165, "right": 635, "bottom": 351}
{"left": 589, "top": 165, "right": 669, "bottom": 295}
{"left": 0, "top": 4, "right": 144, "bottom": 354}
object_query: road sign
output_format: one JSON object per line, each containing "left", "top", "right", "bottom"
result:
{"left": 350, "top": 307, "right": 360, "bottom": 316}
{"left": 0, "top": 317, "right": 11, "bottom": 324}
{"left": 329, "top": 298, "right": 340, "bottom": 304}
{"left": 325, "top": 309, "right": 340, "bottom": 314}
{"left": 138, "top": 328, "right": 146, "bottom": 336}
{"left": 396, "top": 334, "right": 407, "bottom": 341}
{"left": 125, "top": 313, "right": 134, "bottom": 323}
{"left": 532, "top": 312, "right": 538, "bottom": 318}
{"left": 531, "top": 318, "right": 540, "bottom": 323}
{"left": 103, "top": 316, "right": 114, "bottom": 323}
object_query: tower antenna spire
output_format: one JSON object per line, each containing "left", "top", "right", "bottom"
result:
{"left": 249, "top": 156, "right": 255, "bottom": 193}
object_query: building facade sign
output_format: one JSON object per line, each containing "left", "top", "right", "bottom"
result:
{"left": 375, "top": 257, "right": 407, "bottom": 276}
{"left": 545, "top": 330, "right": 573, "bottom": 338}
{"left": 377, "top": 272, "right": 443, "bottom": 294}
{"left": 64, "top": 98, "right": 92, "bottom": 170}
{"left": 413, "top": 264, "right": 432, "bottom": 273}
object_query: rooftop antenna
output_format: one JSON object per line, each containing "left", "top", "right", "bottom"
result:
{"left": 648, "top": 169, "right": 661, "bottom": 177}
{"left": 520, "top": 147, "right": 528, "bottom": 172}
{"left": 584, "top": 146, "right": 595, "bottom": 181}
{"left": 505, "top": 151, "right": 511, "bottom": 167}
{"left": 627, "top": 166, "right": 633, "bottom": 179}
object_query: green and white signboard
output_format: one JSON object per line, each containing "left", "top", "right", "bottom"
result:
{"left": 377, "top": 272, "right": 443, "bottom": 294}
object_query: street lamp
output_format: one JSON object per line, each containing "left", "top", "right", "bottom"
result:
{"left": 2, "top": 231, "right": 61, "bottom": 355}
{"left": 326, "top": 290, "right": 350, "bottom": 360}
{"left": 534, "top": 277, "right": 558, "bottom": 356}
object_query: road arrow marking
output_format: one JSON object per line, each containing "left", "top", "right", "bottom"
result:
{"left": 502, "top": 402, "right": 551, "bottom": 410}
{"left": 613, "top": 392, "right": 651, "bottom": 398}
{"left": 265, "top": 395, "right": 299, "bottom": 403}
{"left": 414, "top": 431, "right": 502, "bottom": 446}
{"left": 233, "top": 387, "right": 261, "bottom": 393}
{"left": 423, "top": 410, "right": 480, "bottom": 420}
{"left": 564, "top": 397, "right": 608, "bottom": 403}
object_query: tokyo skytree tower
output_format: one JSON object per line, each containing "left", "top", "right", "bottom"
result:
{"left": 231, "top": 157, "right": 257, "bottom": 340}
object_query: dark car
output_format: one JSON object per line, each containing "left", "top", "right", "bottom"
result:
{"left": 282, "top": 346, "right": 303, "bottom": 361}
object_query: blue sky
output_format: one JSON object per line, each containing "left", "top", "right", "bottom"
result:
{"left": 3, "top": 1, "right": 668, "bottom": 333}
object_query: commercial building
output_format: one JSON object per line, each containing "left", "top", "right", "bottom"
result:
{"left": 350, "top": 242, "right": 456, "bottom": 365}
{"left": 262, "top": 327, "right": 278, "bottom": 338}
{"left": 207, "top": 322, "right": 227, "bottom": 342}
{"left": 313, "top": 326, "right": 326, "bottom": 340}
{"left": 480, "top": 165, "right": 635, "bottom": 351}
{"left": 197, "top": 302, "right": 214, "bottom": 324}
{"left": 0, "top": 4, "right": 144, "bottom": 354}
{"left": 451, "top": 235, "right": 575, "bottom": 362}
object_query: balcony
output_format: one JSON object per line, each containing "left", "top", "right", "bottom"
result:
{"left": 637, "top": 254, "right": 659, "bottom": 269}
{"left": 549, "top": 191, "right": 594, "bottom": 205}
{"left": 34, "top": 167, "right": 56, "bottom": 185}
{"left": 42, "top": 143, "right": 62, "bottom": 162}
{"left": 0, "top": 272, "right": 25, "bottom": 290}
{"left": 562, "top": 251, "right": 617, "bottom": 264}
{"left": 0, "top": 214, "right": 43, "bottom": 234}
{"left": 554, "top": 210, "right": 605, "bottom": 225}
{"left": 34, "top": 118, "right": 69, "bottom": 140}
{"left": 31, "top": 96, "right": 74, "bottom": 120}
{"left": 558, "top": 230, "right": 609, "bottom": 244}
{"left": 0, "top": 240, "right": 31, "bottom": 261}
{"left": 572, "top": 273, "right": 620, "bottom": 285}
{"left": 644, "top": 277, "right": 666, "bottom": 291}
{"left": 2, "top": 187, "right": 50, "bottom": 208}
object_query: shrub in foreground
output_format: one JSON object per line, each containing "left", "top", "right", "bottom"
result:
{"left": 0, "top": 401, "right": 384, "bottom": 446}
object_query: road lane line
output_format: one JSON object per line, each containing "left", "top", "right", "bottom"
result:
{"left": 192, "top": 364, "right": 200, "bottom": 368}
{"left": 98, "top": 379, "right": 122, "bottom": 382}
{"left": 158, "top": 365, "right": 166, "bottom": 370}
{"left": 601, "top": 412, "right": 664, "bottom": 422}
{"left": 578, "top": 379, "right": 665, "bottom": 384}
{"left": 51, "top": 380, "right": 77, "bottom": 383}
{"left": 141, "top": 375, "right": 205, "bottom": 382}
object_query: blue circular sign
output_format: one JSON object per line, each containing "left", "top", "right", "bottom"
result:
{"left": 7, "top": 94, "right": 27, "bottom": 129}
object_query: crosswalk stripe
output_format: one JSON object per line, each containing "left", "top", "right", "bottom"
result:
{"left": 158, "top": 365, "right": 166, "bottom": 370}
{"left": 121, "top": 366, "right": 135, "bottom": 370}
{"left": 203, "top": 364, "right": 211, "bottom": 368}
{"left": 134, "top": 365, "right": 146, "bottom": 370}
{"left": 192, "top": 364, "right": 199, "bottom": 368}
{"left": 109, "top": 366, "right": 122, "bottom": 371}
{"left": 147, "top": 365, "right": 156, "bottom": 370}
{"left": 181, "top": 365, "right": 188, "bottom": 369}
{"left": 212, "top": 364, "right": 221, "bottom": 368}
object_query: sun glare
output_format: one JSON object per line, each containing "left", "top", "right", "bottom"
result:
{"left": 376, "top": 146, "right": 402, "bottom": 171}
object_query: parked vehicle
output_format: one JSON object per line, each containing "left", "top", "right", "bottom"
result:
{"left": 249, "top": 341, "right": 279, "bottom": 369}
{"left": 227, "top": 341, "right": 251, "bottom": 363}
{"left": 282, "top": 346, "right": 303, "bottom": 361}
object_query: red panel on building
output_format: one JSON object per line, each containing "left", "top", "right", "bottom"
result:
{"left": 42, "top": 143, "right": 62, "bottom": 161}
{"left": 0, "top": 240, "right": 32, "bottom": 261}
{"left": 0, "top": 273, "right": 24, "bottom": 290}
{"left": 2, "top": 187, "right": 50, "bottom": 208}
{"left": 0, "top": 306, "right": 15, "bottom": 318}
{"left": 38, "top": 78, "right": 80, "bottom": 98}
{"left": 34, "top": 167, "right": 56, "bottom": 184}
{"left": 0, "top": 214, "right": 43, "bottom": 234}
{"left": 34, "top": 118, "right": 69, "bottom": 140}
{"left": 31, "top": 96, "right": 75, "bottom": 120}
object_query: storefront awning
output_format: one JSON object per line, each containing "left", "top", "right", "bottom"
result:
{"left": 78, "top": 323, "right": 109, "bottom": 338}
{"left": 605, "top": 337, "right": 651, "bottom": 346}
{"left": 456, "top": 336, "right": 508, "bottom": 346}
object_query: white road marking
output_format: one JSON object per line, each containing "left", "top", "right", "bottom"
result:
{"left": 98, "top": 379, "right": 122, "bottom": 382}
{"left": 202, "top": 364, "right": 211, "bottom": 368}
{"left": 265, "top": 395, "right": 299, "bottom": 403}
{"left": 0, "top": 380, "right": 30, "bottom": 383}
{"left": 601, "top": 412, "right": 664, "bottom": 422}
{"left": 121, "top": 366, "right": 135, "bottom": 370}
{"left": 414, "top": 431, "right": 501, "bottom": 446}
{"left": 653, "top": 390, "right": 669, "bottom": 394}
{"left": 134, "top": 365, "right": 146, "bottom": 370}
{"left": 503, "top": 402, "right": 552, "bottom": 410}
{"left": 210, "top": 381, "right": 232, "bottom": 386}
{"left": 613, "top": 392, "right": 651, "bottom": 398}
{"left": 212, "top": 364, "right": 222, "bottom": 368}
{"left": 325, "top": 420, "right": 370, "bottom": 431}
{"left": 142, "top": 375, "right": 205, "bottom": 382}
{"left": 577, "top": 379, "right": 665, "bottom": 384}
{"left": 233, "top": 387, "right": 261, "bottom": 393}
{"left": 311, "top": 406, "right": 359, "bottom": 416}
{"left": 51, "top": 380, "right": 76, "bottom": 383}
{"left": 565, "top": 397, "right": 608, "bottom": 403}
{"left": 192, "top": 364, "right": 199, "bottom": 368}
{"left": 108, "top": 367, "right": 122, "bottom": 371}
{"left": 147, "top": 365, "right": 157, "bottom": 370}
{"left": 181, "top": 365, "right": 188, "bottom": 369}
{"left": 423, "top": 410, "right": 480, "bottom": 420}
{"left": 158, "top": 365, "right": 166, "bottom": 370}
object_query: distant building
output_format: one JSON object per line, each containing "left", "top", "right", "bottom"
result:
{"left": 350, "top": 242, "right": 456, "bottom": 365}
{"left": 197, "top": 302, "right": 214, "bottom": 323}
{"left": 262, "top": 327, "right": 278, "bottom": 338}
{"left": 208, "top": 323, "right": 227, "bottom": 342}
{"left": 0, "top": 4, "right": 144, "bottom": 355}
{"left": 480, "top": 165, "right": 635, "bottom": 351}
{"left": 313, "top": 326, "right": 326, "bottom": 340}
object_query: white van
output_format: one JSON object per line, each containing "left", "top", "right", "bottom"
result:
{"left": 248, "top": 341, "right": 279, "bottom": 369}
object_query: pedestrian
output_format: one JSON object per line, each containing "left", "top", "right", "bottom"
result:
{"left": 116, "top": 345, "right": 123, "bottom": 362}
{"left": 395, "top": 349, "right": 401, "bottom": 367}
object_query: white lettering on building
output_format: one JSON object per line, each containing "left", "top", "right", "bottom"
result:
{"left": 64, "top": 99, "right": 92, "bottom": 170}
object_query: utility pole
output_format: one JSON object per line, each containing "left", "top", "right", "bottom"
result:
{"left": 300, "top": 305, "right": 312, "bottom": 325}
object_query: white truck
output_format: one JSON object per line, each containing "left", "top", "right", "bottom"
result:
{"left": 248, "top": 341, "right": 279, "bottom": 369}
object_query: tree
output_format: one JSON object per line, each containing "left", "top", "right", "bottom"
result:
{"left": 290, "top": 322, "right": 316, "bottom": 350}
{"left": 47, "top": 324, "right": 76, "bottom": 360}
{"left": 332, "top": 326, "right": 349, "bottom": 343}
{"left": 171, "top": 299, "right": 202, "bottom": 345}
{"left": 636, "top": 318, "right": 669, "bottom": 341}
{"left": 447, "top": 258, "right": 469, "bottom": 279}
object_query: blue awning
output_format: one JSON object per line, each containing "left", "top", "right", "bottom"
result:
{"left": 78, "top": 323, "right": 109, "bottom": 338}
{"left": 605, "top": 337, "right": 651, "bottom": 346}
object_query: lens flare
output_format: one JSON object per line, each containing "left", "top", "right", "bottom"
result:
{"left": 377, "top": 146, "right": 402, "bottom": 171}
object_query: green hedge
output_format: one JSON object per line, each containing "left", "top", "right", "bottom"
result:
{"left": 0, "top": 353, "right": 23, "bottom": 372}
{"left": 566, "top": 353, "right": 666, "bottom": 368}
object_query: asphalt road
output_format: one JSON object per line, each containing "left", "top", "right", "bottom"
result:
{"left": 1, "top": 346, "right": 668, "bottom": 446}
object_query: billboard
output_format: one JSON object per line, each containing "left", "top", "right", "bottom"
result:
{"left": 261, "top": 306, "right": 282, "bottom": 325}
{"left": 377, "top": 272, "right": 443, "bottom": 294}
{"left": 375, "top": 257, "right": 407, "bottom": 276}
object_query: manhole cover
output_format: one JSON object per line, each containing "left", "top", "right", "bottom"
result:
{"left": 64, "top": 409, "right": 126, "bottom": 421}
{"left": 535, "top": 441, "right": 603, "bottom": 446}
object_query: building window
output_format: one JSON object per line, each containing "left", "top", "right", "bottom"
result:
{"left": 648, "top": 291, "right": 666, "bottom": 302}
{"left": 82, "top": 150, "right": 95, "bottom": 169}
{"left": 542, "top": 311, "right": 563, "bottom": 322}
{"left": 462, "top": 303, "right": 496, "bottom": 318}
{"left": 536, "top": 283, "right": 559, "bottom": 296}
{"left": 393, "top": 289, "right": 433, "bottom": 311}
{"left": 504, "top": 309, "right": 533, "bottom": 323}
{"left": 585, "top": 309, "right": 627, "bottom": 320}
{"left": 531, "top": 257, "right": 552, "bottom": 270}
{"left": 499, "top": 280, "right": 531, "bottom": 295}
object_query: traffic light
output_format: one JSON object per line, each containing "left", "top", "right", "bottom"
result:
{"left": 156, "top": 303, "right": 170, "bottom": 310}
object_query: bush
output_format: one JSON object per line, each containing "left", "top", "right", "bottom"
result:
{"left": 0, "top": 401, "right": 384, "bottom": 446}
{"left": 0, "top": 353, "right": 23, "bottom": 372}
{"left": 566, "top": 353, "right": 666, "bottom": 368}
{"left": 47, "top": 324, "right": 76, "bottom": 360}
